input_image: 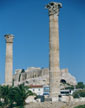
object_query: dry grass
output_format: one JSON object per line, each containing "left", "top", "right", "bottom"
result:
{"left": 25, "top": 102, "right": 85, "bottom": 108}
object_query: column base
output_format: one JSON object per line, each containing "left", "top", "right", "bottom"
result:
{"left": 51, "top": 97, "right": 59, "bottom": 102}
{"left": 45, "top": 97, "right": 59, "bottom": 102}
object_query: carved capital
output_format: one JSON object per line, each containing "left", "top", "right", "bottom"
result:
{"left": 46, "top": 2, "right": 62, "bottom": 16}
{"left": 4, "top": 34, "right": 14, "bottom": 43}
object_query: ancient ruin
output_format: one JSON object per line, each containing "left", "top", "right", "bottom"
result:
{"left": 4, "top": 2, "right": 77, "bottom": 101}
{"left": 4, "top": 34, "right": 14, "bottom": 85}
{"left": 46, "top": 2, "right": 62, "bottom": 100}
{"left": 13, "top": 67, "right": 77, "bottom": 87}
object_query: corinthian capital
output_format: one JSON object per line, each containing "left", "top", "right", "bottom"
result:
{"left": 46, "top": 2, "right": 62, "bottom": 16}
{"left": 4, "top": 34, "right": 14, "bottom": 43}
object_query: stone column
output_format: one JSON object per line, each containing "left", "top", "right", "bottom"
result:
{"left": 4, "top": 34, "right": 14, "bottom": 85}
{"left": 46, "top": 2, "right": 62, "bottom": 101}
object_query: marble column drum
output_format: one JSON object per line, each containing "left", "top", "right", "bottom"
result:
{"left": 46, "top": 2, "right": 62, "bottom": 100}
{"left": 4, "top": 34, "right": 14, "bottom": 85}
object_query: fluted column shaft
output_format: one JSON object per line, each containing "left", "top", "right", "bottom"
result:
{"left": 49, "top": 14, "right": 60, "bottom": 98}
{"left": 46, "top": 2, "right": 62, "bottom": 99}
{"left": 5, "top": 34, "right": 14, "bottom": 85}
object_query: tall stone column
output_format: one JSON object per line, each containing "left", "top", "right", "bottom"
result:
{"left": 46, "top": 2, "right": 62, "bottom": 100}
{"left": 4, "top": 34, "right": 14, "bottom": 85}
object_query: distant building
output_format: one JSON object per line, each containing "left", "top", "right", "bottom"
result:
{"left": 28, "top": 85, "right": 74, "bottom": 97}
{"left": 29, "top": 85, "right": 43, "bottom": 96}
{"left": 13, "top": 67, "right": 77, "bottom": 87}
{"left": 43, "top": 86, "right": 49, "bottom": 95}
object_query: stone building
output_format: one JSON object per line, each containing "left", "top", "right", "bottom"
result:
{"left": 13, "top": 67, "right": 77, "bottom": 86}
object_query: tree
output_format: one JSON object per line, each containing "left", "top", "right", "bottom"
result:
{"left": 0, "top": 85, "right": 10, "bottom": 105}
{"left": 18, "top": 69, "right": 25, "bottom": 82}
{"left": 73, "top": 89, "right": 85, "bottom": 98}
{"left": 15, "top": 84, "right": 35, "bottom": 106}
{"left": 0, "top": 85, "right": 12, "bottom": 107}
{"left": 0, "top": 84, "right": 36, "bottom": 107}
{"left": 76, "top": 82, "right": 85, "bottom": 89}
{"left": 0, "top": 85, "right": 3, "bottom": 107}
{"left": 8, "top": 84, "right": 36, "bottom": 107}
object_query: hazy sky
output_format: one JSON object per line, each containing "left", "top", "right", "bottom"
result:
{"left": 0, "top": 0, "right": 85, "bottom": 84}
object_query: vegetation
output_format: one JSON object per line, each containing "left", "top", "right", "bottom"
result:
{"left": 0, "top": 84, "right": 36, "bottom": 108}
{"left": 64, "top": 82, "right": 85, "bottom": 90}
{"left": 73, "top": 89, "right": 85, "bottom": 98}
{"left": 74, "top": 105, "right": 85, "bottom": 108}
{"left": 76, "top": 82, "right": 85, "bottom": 89}
{"left": 65, "top": 85, "right": 74, "bottom": 90}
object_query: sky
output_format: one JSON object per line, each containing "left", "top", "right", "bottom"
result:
{"left": 0, "top": 0, "right": 85, "bottom": 84}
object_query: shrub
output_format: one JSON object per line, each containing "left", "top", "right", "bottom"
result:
{"left": 73, "top": 90, "right": 85, "bottom": 98}
{"left": 76, "top": 82, "right": 85, "bottom": 89}
{"left": 65, "top": 85, "right": 74, "bottom": 90}
{"left": 74, "top": 104, "right": 85, "bottom": 108}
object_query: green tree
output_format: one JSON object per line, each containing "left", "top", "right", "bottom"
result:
{"left": 76, "top": 82, "right": 85, "bottom": 89}
{"left": 1, "top": 85, "right": 10, "bottom": 105}
{"left": 14, "top": 84, "right": 35, "bottom": 106}
{"left": 0, "top": 85, "right": 12, "bottom": 107}
{"left": 8, "top": 84, "right": 36, "bottom": 107}
{"left": 73, "top": 89, "right": 85, "bottom": 98}
{"left": 0, "top": 84, "right": 36, "bottom": 108}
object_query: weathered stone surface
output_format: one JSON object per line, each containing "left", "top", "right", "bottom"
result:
{"left": 4, "top": 34, "right": 14, "bottom": 43}
{"left": 4, "top": 34, "right": 14, "bottom": 85}
{"left": 13, "top": 67, "right": 77, "bottom": 86}
{"left": 13, "top": 2, "right": 77, "bottom": 97}
{"left": 46, "top": 2, "right": 62, "bottom": 99}
{"left": 46, "top": 2, "right": 62, "bottom": 16}
{"left": 61, "top": 69, "right": 77, "bottom": 85}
